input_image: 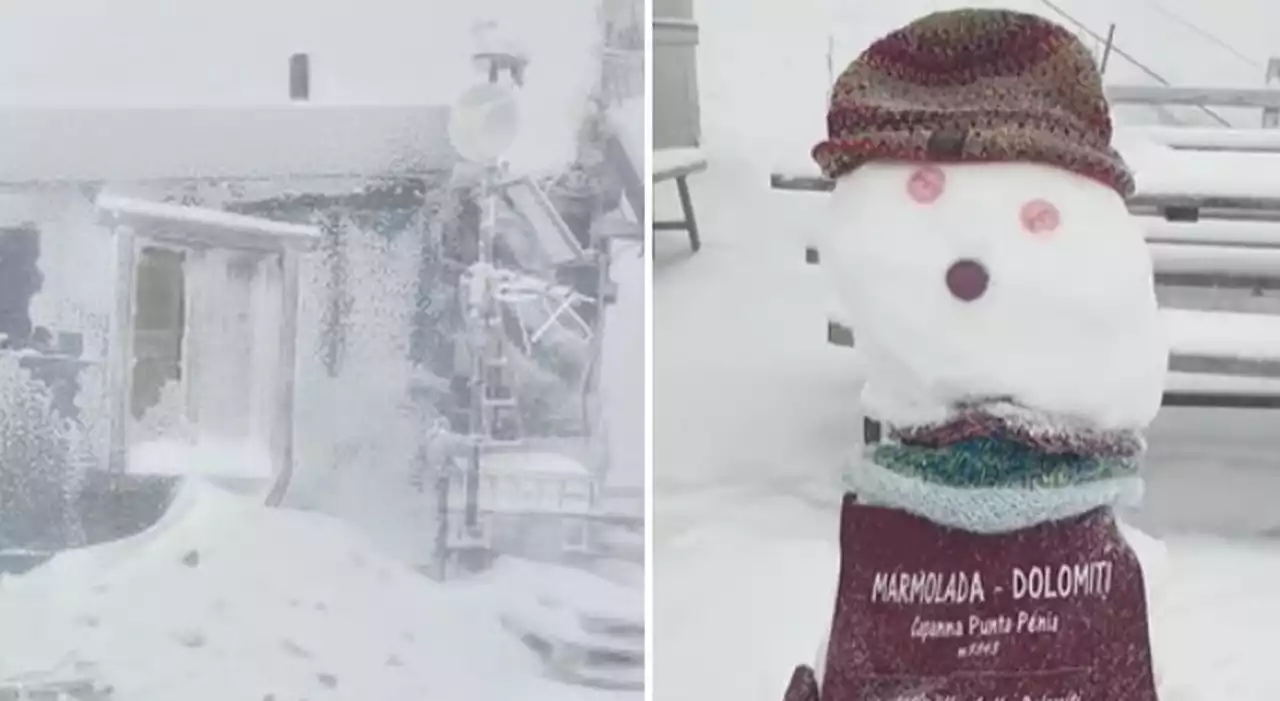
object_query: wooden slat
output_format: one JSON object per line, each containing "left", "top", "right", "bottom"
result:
{"left": 1154, "top": 271, "right": 1280, "bottom": 289}
{"left": 1128, "top": 192, "right": 1280, "bottom": 215}
{"left": 771, "top": 172, "right": 831, "bottom": 192}
{"left": 1169, "top": 354, "right": 1280, "bottom": 378}
{"left": 1161, "top": 391, "right": 1280, "bottom": 409}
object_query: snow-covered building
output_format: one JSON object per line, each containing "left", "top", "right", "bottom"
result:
{"left": 0, "top": 101, "right": 467, "bottom": 553}
{"left": 0, "top": 0, "right": 612, "bottom": 564}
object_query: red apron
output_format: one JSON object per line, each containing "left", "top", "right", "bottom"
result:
{"left": 785, "top": 495, "right": 1157, "bottom": 701}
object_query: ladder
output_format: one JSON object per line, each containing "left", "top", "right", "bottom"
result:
{"left": 475, "top": 322, "right": 523, "bottom": 447}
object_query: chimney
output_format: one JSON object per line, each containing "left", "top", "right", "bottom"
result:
{"left": 290, "top": 53, "right": 310, "bottom": 101}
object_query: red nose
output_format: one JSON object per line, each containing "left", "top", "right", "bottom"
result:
{"left": 946, "top": 259, "right": 988, "bottom": 302}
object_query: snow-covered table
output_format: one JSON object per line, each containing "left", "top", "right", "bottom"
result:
{"left": 653, "top": 147, "right": 707, "bottom": 252}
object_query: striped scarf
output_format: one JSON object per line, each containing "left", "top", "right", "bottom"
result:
{"left": 844, "top": 404, "right": 1146, "bottom": 533}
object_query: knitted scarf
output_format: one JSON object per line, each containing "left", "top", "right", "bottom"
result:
{"left": 844, "top": 403, "right": 1146, "bottom": 533}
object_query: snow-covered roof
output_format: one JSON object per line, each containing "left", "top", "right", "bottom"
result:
{"left": 0, "top": 105, "right": 454, "bottom": 184}
{"left": 0, "top": 0, "right": 603, "bottom": 180}
{"left": 96, "top": 195, "right": 321, "bottom": 252}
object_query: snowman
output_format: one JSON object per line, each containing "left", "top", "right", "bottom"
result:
{"left": 784, "top": 8, "right": 1181, "bottom": 701}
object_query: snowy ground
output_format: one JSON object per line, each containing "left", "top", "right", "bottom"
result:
{"left": 653, "top": 1, "right": 1280, "bottom": 699}
{"left": 0, "top": 481, "right": 638, "bottom": 701}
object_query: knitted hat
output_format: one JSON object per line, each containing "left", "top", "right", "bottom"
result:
{"left": 813, "top": 9, "right": 1135, "bottom": 197}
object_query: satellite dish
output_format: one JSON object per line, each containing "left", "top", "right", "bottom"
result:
{"left": 448, "top": 82, "right": 520, "bottom": 163}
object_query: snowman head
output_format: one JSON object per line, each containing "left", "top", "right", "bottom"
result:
{"left": 814, "top": 8, "right": 1168, "bottom": 430}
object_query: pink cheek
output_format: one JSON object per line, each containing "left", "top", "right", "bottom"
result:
{"left": 1020, "top": 199, "right": 1060, "bottom": 235}
{"left": 906, "top": 166, "right": 946, "bottom": 204}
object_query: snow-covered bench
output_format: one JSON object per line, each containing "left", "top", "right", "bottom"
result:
{"left": 653, "top": 147, "right": 707, "bottom": 252}
{"left": 824, "top": 310, "right": 1280, "bottom": 413}
{"left": 1114, "top": 135, "right": 1280, "bottom": 406}
{"left": 1124, "top": 147, "right": 1280, "bottom": 223}
{"left": 771, "top": 142, "right": 1280, "bottom": 415}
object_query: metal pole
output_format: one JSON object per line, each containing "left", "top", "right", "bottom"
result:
{"left": 463, "top": 167, "right": 499, "bottom": 532}
{"left": 435, "top": 460, "right": 451, "bottom": 579}
{"left": 1100, "top": 24, "right": 1116, "bottom": 77}
{"left": 462, "top": 47, "right": 502, "bottom": 534}
{"left": 591, "top": 205, "right": 611, "bottom": 471}
{"left": 465, "top": 286, "right": 484, "bottom": 531}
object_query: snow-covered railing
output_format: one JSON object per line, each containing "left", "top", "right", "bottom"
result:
{"left": 1124, "top": 126, "right": 1280, "bottom": 153}
{"left": 499, "top": 176, "right": 586, "bottom": 267}
{"left": 1105, "top": 85, "right": 1280, "bottom": 110}
{"left": 1105, "top": 79, "right": 1280, "bottom": 131}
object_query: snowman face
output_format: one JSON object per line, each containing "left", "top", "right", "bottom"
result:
{"left": 824, "top": 161, "right": 1168, "bottom": 430}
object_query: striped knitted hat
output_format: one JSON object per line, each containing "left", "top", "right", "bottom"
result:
{"left": 813, "top": 8, "right": 1135, "bottom": 198}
